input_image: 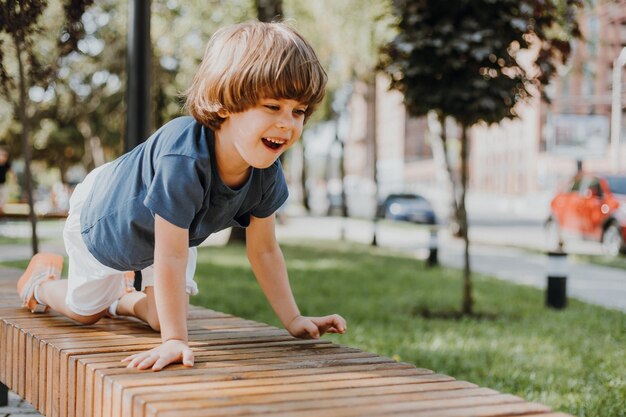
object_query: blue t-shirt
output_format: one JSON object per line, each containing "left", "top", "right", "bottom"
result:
{"left": 80, "top": 116, "right": 288, "bottom": 271}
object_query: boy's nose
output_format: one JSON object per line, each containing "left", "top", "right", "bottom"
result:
{"left": 276, "top": 115, "right": 296, "bottom": 130}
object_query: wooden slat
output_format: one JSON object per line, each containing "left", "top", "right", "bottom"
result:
{"left": 145, "top": 385, "right": 498, "bottom": 417}
{"left": 156, "top": 392, "right": 523, "bottom": 417}
{"left": 0, "top": 283, "right": 573, "bottom": 417}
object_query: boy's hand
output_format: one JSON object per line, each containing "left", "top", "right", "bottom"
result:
{"left": 287, "top": 314, "right": 347, "bottom": 339}
{"left": 121, "top": 339, "right": 194, "bottom": 371}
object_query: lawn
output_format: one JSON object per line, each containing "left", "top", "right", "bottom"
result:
{"left": 0, "top": 235, "right": 31, "bottom": 245}
{"left": 190, "top": 240, "right": 625, "bottom": 417}
{"left": 573, "top": 254, "right": 626, "bottom": 271}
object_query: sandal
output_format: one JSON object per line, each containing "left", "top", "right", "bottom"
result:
{"left": 17, "top": 253, "right": 64, "bottom": 313}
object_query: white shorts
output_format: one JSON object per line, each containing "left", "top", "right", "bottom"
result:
{"left": 63, "top": 163, "right": 199, "bottom": 316}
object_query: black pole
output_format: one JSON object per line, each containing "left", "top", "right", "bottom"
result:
{"left": 0, "top": 382, "right": 8, "bottom": 406}
{"left": 126, "top": 0, "right": 151, "bottom": 293}
{"left": 546, "top": 251, "right": 568, "bottom": 309}
{"left": 125, "top": 0, "right": 151, "bottom": 153}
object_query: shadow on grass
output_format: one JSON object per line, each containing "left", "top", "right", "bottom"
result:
{"left": 411, "top": 306, "right": 500, "bottom": 321}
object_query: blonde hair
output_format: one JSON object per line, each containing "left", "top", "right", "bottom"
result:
{"left": 185, "top": 21, "right": 327, "bottom": 130}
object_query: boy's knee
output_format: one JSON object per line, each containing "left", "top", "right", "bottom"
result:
{"left": 74, "top": 313, "right": 102, "bottom": 326}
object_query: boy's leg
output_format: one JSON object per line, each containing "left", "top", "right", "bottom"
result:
{"left": 115, "top": 287, "right": 189, "bottom": 331}
{"left": 37, "top": 279, "right": 108, "bottom": 324}
{"left": 115, "top": 247, "right": 196, "bottom": 331}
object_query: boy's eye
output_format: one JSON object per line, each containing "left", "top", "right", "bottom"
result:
{"left": 264, "top": 105, "right": 280, "bottom": 111}
{"left": 294, "top": 109, "right": 307, "bottom": 116}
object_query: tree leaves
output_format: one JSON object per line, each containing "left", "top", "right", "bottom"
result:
{"left": 378, "top": 0, "right": 582, "bottom": 126}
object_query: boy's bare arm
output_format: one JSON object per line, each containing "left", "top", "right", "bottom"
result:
{"left": 246, "top": 214, "right": 300, "bottom": 326}
{"left": 122, "top": 214, "right": 193, "bottom": 371}
{"left": 153, "top": 214, "right": 190, "bottom": 343}
{"left": 246, "top": 215, "right": 347, "bottom": 338}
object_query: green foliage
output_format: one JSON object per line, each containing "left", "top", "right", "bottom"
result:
{"left": 0, "top": 0, "right": 96, "bottom": 179}
{"left": 378, "top": 0, "right": 582, "bottom": 125}
{"left": 191, "top": 240, "right": 625, "bottom": 417}
{"left": 284, "top": 0, "right": 394, "bottom": 120}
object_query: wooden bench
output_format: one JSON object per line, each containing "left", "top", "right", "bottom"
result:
{"left": 0, "top": 203, "right": 68, "bottom": 220}
{"left": 0, "top": 274, "right": 573, "bottom": 417}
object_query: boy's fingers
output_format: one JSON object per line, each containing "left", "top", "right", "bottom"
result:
{"left": 333, "top": 315, "right": 347, "bottom": 332}
{"left": 152, "top": 358, "right": 170, "bottom": 372}
{"left": 305, "top": 321, "right": 320, "bottom": 339}
{"left": 137, "top": 355, "right": 157, "bottom": 370}
{"left": 127, "top": 356, "right": 142, "bottom": 368}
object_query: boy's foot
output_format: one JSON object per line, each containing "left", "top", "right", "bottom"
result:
{"left": 17, "top": 253, "right": 64, "bottom": 313}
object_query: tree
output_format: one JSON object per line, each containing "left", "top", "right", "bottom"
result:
{"left": 379, "top": 0, "right": 582, "bottom": 314}
{"left": 255, "top": 0, "right": 283, "bottom": 22}
{"left": 0, "top": 0, "right": 93, "bottom": 254}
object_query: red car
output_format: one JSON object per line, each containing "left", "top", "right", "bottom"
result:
{"left": 547, "top": 173, "right": 626, "bottom": 255}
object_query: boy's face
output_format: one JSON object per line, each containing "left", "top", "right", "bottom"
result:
{"left": 218, "top": 98, "right": 307, "bottom": 169}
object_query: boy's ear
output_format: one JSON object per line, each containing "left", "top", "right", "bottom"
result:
{"left": 217, "top": 108, "right": 229, "bottom": 118}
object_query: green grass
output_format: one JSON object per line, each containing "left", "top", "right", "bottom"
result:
{"left": 0, "top": 235, "right": 31, "bottom": 245}
{"left": 190, "top": 240, "right": 625, "bottom": 417}
{"left": 0, "top": 257, "right": 69, "bottom": 279}
{"left": 573, "top": 254, "right": 626, "bottom": 271}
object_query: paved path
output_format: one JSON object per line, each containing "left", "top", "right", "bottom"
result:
{"left": 440, "top": 240, "right": 626, "bottom": 311}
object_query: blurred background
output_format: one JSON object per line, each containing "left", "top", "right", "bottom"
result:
{"left": 1, "top": 0, "right": 626, "bottom": 259}
{"left": 1, "top": 2, "right": 625, "bottom": 417}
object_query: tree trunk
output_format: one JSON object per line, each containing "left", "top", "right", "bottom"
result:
{"left": 300, "top": 143, "right": 310, "bottom": 212}
{"left": 438, "top": 113, "right": 461, "bottom": 236}
{"left": 15, "top": 37, "right": 39, "bottom": 255}
{"left": 255, "top": 0, "right": 283, "bottom": 22}
{"left": 459, "top": 124, "right": 473, "bottom": 315}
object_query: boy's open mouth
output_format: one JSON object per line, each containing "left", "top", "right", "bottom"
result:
{"left": 262, "top": 137, "right": 287, "bottom": 151}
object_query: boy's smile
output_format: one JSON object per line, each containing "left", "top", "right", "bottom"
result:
{"left": 261, "top": 136, "right": 289, "bottom": 151}
{"left": 215, "top": 98, "right": 306, "bottom": 183}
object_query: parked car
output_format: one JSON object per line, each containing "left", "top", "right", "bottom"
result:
{"left": 546, "top": 173, "right": 626, "bottom": 255}
{"left": 378, "top": 193, "right": 437, "bottom": 225}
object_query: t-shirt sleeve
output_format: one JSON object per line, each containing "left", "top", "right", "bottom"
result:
{"left": 251, "top": 162, "right": 289, "bottom": 218}
{"left": 143, "top": 155, "right": 205, "bottom": 229}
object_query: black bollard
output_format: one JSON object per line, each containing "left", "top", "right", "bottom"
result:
{"left": 0, "top": 382, "right": 7, "bottom": 406}
{"left": 546, "top": 251, "right": 568, "bottom": 309}
{"left": 427, "top": 227, "right": 438, "bottom": 267}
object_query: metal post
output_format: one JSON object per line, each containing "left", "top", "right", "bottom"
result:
{"left": 610, "top": 47, "right": 626, "bottom": 173}
{"left": 0, "top": 382, "right": 8, "bottom": 406}
{"left": 125, "top": 0, "right": 152, "bottom": 153}
{"left": 546, "top": 251, "right": 568, "bottom": 309}
{"left": 427, "top": 227, "right": 439, "bottom": 267}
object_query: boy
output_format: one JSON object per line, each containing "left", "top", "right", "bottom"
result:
{"left": 17, "top": 21, "right": 346, "bottom": 372}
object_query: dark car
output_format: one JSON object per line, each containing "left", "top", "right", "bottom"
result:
{"left": 378, "top": 193, "right": 437, "bottom": 225}
{"left": 546, "top": 173, "right": 626, "bottom": 255}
